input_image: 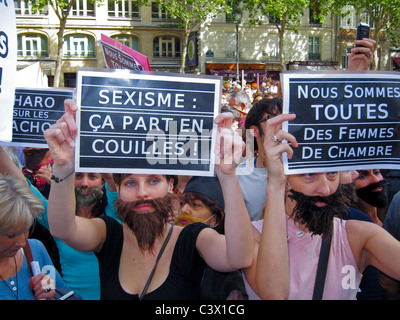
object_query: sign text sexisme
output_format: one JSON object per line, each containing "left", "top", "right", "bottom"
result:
{"left": 97, "top": 88, "right": 198, "bottom": 109}
{"left": 86, "top": 88, "right": 205, "bottom": 162}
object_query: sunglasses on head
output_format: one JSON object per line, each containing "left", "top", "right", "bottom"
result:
{"left": 256, "top": 114, "right": 277, "bottom": 125}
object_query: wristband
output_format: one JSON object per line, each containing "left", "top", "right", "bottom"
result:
{"left": 51, "top": 170, "right": 75, "bottom": 183}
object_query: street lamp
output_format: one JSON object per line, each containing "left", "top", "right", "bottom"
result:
{"left": 235, "top": 11, "right": 241, "bottom": 83}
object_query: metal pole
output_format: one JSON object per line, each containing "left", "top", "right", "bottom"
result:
{"left": 236, "top": 23, "right": 239, "bottom": 82}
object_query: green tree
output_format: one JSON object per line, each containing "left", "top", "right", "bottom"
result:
{"left": 30, "top": 0, "right": 99, "bottom": 87}
{"left": 320, "top": 0, "right": 400, "bottom": 70}
{"left": 242, "top": 0, "right": 311, "bottom": 71}
{"left": 150, "top": 0, "right": 231, "bottom": 73}
{"left": 30, "top": 0, "right": 74, "bottom": 87}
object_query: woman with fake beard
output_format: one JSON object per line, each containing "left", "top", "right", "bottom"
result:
{"left": 27, "top": 170, "right": 116, "bottom": 300}
{"left": 350, "top": 169, "right": 388, "bottom": 226}
{"left": 174, "top": 176, "right": 225, "bottom": 234}
{"left": 174, "top": 176, "right": 248, "bottom": 299}
{"left": 242, "top": 112, "right": 400, "bottom": 300}
{"left": 43, "top": 100, "right": 253, "bottom": 300}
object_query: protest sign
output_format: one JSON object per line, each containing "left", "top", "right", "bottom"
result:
{"left": 281, "top": 72, "right": 400, "bottom": 174}
{"left": 99, "top": 34, "right": 150, "bottom": 71}
{"left": 0, "top": 0, "right": 17, "bottom": 142}
{"left": 75, "top": 69, "right": 221, "bottom": 176}
{"left": 0, "top": 87, "right": 74, "bottom": 147}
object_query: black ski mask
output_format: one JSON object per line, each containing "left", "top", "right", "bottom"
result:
{"left": 356, "top": 180, "right": 388, "bottom": 208}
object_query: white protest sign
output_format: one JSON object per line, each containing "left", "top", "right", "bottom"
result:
{"left": 75, "top": 69, "right": 221, "bottom": 176}
{"left": 282, "top": 72, "right": 400, "bottom": 174}
{"left": 0, "top": 0, "right": 17, "bottom": 142}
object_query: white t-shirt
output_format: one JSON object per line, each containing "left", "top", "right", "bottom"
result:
{"left": 237, "top": 157, "right": 268, "bottom": 221}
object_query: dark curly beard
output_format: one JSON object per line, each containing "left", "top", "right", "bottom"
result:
{"left": 114, "top": 193, "right": 176, "bottom": 252}
{"left": 288, "top": 187, "right": 348, "bottom": 237}
{"left": 356, "top": 180, "right": 388, "bottom": 208}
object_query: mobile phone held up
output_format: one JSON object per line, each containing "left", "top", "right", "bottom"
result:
{"left": 356, "top": 22, "right": 370, "bottom": 47}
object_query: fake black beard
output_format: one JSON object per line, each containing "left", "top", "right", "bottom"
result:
{"left": 114, "top": 194, "right": 176, "bottom": 252}
{"left": 356, "top": 180, "right": 388, "bottom": 208}
{"left": 75, "top": 186, "right": 104, "bottom": 207}
{"left": 288, "top": 187, "right": 348, "bottom": 237}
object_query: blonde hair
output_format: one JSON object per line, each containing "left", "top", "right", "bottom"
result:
{"left": 0, "top": 174, "right": 43, "bottom": 235}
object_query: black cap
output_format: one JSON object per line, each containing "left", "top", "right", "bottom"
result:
{"left": 183, "top": 176, "right": 224, "bottom": 210}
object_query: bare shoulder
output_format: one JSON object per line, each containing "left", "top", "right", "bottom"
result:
{"left": 172, "top": 225, "right": 183, "bottom": 239}
{"left": 345, "top": 219, "right": 382, "bottom": 236}
{"left": 345, "top": 217, "right": 400, "bottom": 277}
{"left": 345, "top": 219, "right": 382, "bottom": 247}
{"left": 345, "top": 218, "right": 371, "bottom": 231}
{"left": 196, "top": 225, "right": 221, "bottom": 243}
{"left": 345, "top": 219, "right": 392, "bottom": 268}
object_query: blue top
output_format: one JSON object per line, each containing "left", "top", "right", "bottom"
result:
{"left": 29, "top": 181, "right": 118, "bottom": 300}
{"left": 0, "top": 239, "right": 68, "bottom": 300}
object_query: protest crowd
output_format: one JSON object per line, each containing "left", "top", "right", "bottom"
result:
{"left": 2, "top": 33, "right": 400, "bottom": 303}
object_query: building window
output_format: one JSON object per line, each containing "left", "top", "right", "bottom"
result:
{"left": 70, "top": 0, "right": 95, "bottom": 16}
{"left": 265, "top": 35, "right": 279, "bottom": 61}
{"left": 152, "top": 2, "right": 169, "bottom": 19}
{"left": 17, "top": 33, "right": 48, "bottom": 57}
{"left": 111, "top": 34, "right": 139, "bottom": 51}
{"left": 309, "top": 0, "right": 321, "bottom": 25}
{"left": 225, "top": 33, "right": 237, "bottom": 59}
{"left": 14, "top": 0, "right": 48, "bottom": 15}
{"left": 64, "top": 73, "right": 76, "bottom": 88}
{"left": 63, "top": 34, "right": 95, "bottom": 57}
{"left": 153, "top": 36, "right": 181, "bottom": 58}
{"left": 341, "top": 47, "right": 351, "bottom": 69}
{"left": 359, "top": 11, "right": 373, "bottom": 28}
{"left": 308, "top": 36, "right": 320, "bottom": 61}
{"left": 108, "top": 0, "right": 139, "bottom": 18}
{"left": 340, "top": 5, "right": 356, "bottom": 28}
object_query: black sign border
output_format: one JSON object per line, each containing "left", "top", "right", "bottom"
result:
{"left": 281, "top": 71, "right": 400, "bottom": 174}
{"left": 75, "top": 68, "right": 222, "bottom": 176}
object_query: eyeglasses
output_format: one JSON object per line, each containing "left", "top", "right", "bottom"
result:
{"left": 256, "top": 114, "right": 276, "bottom": 125}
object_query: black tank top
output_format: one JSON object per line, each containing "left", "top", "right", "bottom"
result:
{"left": 95, "top": 216, "right": 208, "bottom": 300}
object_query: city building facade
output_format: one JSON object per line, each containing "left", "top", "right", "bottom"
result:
{"left": 15, "top": 0, "right": 396, "bottom": 88}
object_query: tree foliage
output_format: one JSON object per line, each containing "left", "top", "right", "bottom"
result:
{"left": 320, "top": 0, "right": 400, "bottom": 69}
{"left": 140, "top": 0, "right": 231, "bottom": 72}
{"left": 29, "top": 0, "right": 92, "bottom": 87}
{"left": 242, "top": 0, "right": 310, "bottom": 70}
